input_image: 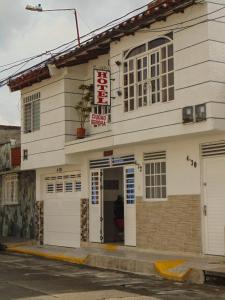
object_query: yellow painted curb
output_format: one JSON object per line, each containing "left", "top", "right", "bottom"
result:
{"left": 7, "top": 247, "right": 88, "bottom": 265}
{"left": 103, "top": 244, "right": 118, "bottom": 251}
{"left": 5, "top": 241, "right": 37, "bottom": 248}
{"left": 154, "top": 259, "right": 191, "bottom": 282}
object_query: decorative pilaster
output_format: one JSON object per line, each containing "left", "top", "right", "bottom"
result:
{"left": 35, "top": 201, "right": 44, "bottom": 245}
{"left": 80, "top": 198, "right": 89, "bottom": 242}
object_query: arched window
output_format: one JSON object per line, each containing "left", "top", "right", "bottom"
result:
{"left": 123, "top": 33, "right": 174, "bottom": 112}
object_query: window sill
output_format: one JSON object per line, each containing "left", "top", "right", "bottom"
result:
{"left": 124, "top": 99, "right": 174, "bottom": 114}
{"left": 144, "top": 198, "right": 168, "bottom": 203}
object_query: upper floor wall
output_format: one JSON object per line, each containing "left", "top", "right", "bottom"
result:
{"left": 19, "top": 1, "right": 225, "bottom": 167}
{"left": 66, "top": 1, "right": 225, "bottom": 154}
{"left": 20, "top": 69, "right": 67, "bottom": 170}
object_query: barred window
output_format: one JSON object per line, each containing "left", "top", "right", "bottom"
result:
{"left": 92, "top": 105, "right": 111, "bottom": 123}
{"left": 45, "top": 173, "right": 82, "bottom": 195}
{"left": 2, "top": 174, "right": 18, "bottom": 205}
{"left": 145, "top": 161, "right": 167, "bottom": 200}
{"left": 23, "top": 92, "right": 40, "bottom": 133}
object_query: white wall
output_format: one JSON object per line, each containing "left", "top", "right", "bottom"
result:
{"left": 65, "top": 2, "right": 225, "bottom": 155}
{"left": 20, "top": 1, "right": 225, "bottom": 172}
{"left": 76, "top": 132, "right": 225, "bottom": 201}
{"left": 21, "top": 70, "right": 67, "bottom": 170}
{"left": 36, "top": 164, "right": 80, "bottom": 202}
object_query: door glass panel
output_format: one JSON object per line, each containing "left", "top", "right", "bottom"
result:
{"left": 125, "top": 168, "right": 135, "bottom": 204}
{"left": 91, "top": 171, "right": 100, "bottom": 204}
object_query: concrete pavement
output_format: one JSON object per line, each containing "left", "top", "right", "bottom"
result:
{"left": 5, "top": 241, "right": 225, "bottom": 284}
{"left": 1, "top": 251, "right": 225, "bottom": 299}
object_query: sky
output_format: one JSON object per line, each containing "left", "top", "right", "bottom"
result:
{"left": 0, "top": 0, "right": 149, "bottom": 126}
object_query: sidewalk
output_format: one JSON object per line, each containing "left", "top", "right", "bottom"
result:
{"left": 5, "top": 241, "right": 225, "bottom": 284}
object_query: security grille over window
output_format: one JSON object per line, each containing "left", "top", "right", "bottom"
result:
{"left": 89, "top": 158, "right": 111, "bottom": 169}
{"left": 2, "top": 173, "right": 18, "bottom": 205}
{"left": 92, "top": 105, "right": 111, "bottom": 123}
{"left": 45, "top": 172, "right": 81, "bottom": 194}
{"left": 23, "top": 92, "right": 40, "bottom": 133}
{"left": 144, "top": 151, "right": 167, "bottom": 200}
{"left": 125, "top": 167, "right": 135, "bottom": 204}
{"left": 201, "top": 141, "right": 225, "bottom": 157}
{"left": 91, "top": 170, "right": 101, "bottom": 204}
{"left": 47, "top": 183, "right": 54, "bottom": 193}
{"left": 112, "top": 154, "right": 135, "bottom": 166}
{"left": 144, "top": 151, "right": 166, "bottom": 161}
{"left": 89, "top": 155, "right": 135, "bottom": 169}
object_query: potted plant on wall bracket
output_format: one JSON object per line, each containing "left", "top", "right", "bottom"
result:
{"left": 75, "top": 84, "right": 93, "bottom": 139}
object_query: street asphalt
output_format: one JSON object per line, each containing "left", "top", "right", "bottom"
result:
{"left": 0, "top": 252, "right": 225, "bottom": 299}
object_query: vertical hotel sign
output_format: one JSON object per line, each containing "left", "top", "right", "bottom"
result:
{"left": 94, "top": 69, "right": 111, "bottom": 106}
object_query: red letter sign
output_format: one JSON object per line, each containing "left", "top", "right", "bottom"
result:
{"left": 94, "top": 69, "right": 111, "bottom": 106}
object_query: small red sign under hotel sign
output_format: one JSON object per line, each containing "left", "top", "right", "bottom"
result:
{"left": 104, "top": 150, "right": 113, "bottom": 157}
{"left": 90, "top": 113, "right": 108, "bottom": 126}
{"left": 94, "top": 69, "right": 111, "bottom": 106}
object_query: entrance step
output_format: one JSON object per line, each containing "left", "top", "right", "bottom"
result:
{"left": 86, "top": 253, "right": 157, "bottom": 276}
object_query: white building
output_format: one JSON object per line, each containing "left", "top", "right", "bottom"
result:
{"left": 8, "top": 0, "right": 225, "bottom": 255}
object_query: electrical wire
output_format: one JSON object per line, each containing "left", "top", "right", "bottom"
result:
{"left": 0, "top": 2, "right": 148, "bottom": 70}
{"left": 0, "top": 0, "right": 224, "bottom": 86}
{"left": 0, "top": 1, "right": 221, "bottom": 74}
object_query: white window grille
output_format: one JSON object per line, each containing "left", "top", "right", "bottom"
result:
{"left": 125, "top": 168, "right": 135, "bottom": 204}
{"left": 56, "top": 183, "right": 63, "bottom": 193}
{"left": 123, "top": 34, "right": 174, "bottom": 112}
{"left": 65, "top": 182, "right": 73, "bottom": 192}
{"left": 145, "top": 160, "right": 167, "bottom": 200}
{"left": 92, "top": 105, "right": 111, "bottom": 123}
{"left": 46, "top": 183, "right": 54, "bottom": 193}
{"left": 23, "top": 92, "right": 40, "bottom": 133}
{"left": 75, "top": 181, "right": 81, "bottom": 192}
{"left": 2, "top": 174, "right": 18, "bottom": 205}
{"left": 45, "top": 173, "right": 82, "bottom": 194}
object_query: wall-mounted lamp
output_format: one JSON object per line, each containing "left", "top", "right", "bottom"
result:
{"left": 117, "top": 90, "right": 122, "bottom": 96}
{"left": 135, "top": 161, "right": 142, "bottom": 172}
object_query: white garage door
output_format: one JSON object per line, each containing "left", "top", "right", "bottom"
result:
{"left": 43, "top": 173, "right": 81, "bottom": 248}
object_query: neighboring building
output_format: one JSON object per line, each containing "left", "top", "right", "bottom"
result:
{"left": 7, "top": 0, "right": 225, "bottom": 255}
{"left": 0, "top": 125, "right": 36, "bottom": 239}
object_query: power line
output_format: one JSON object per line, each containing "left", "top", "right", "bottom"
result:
{"left": 1, "top": 1, "right": 219, "bottom": 73}
{"left": 1, "top": 1, "right": 224, "bottom": 86}
{"left": 0, "top": 2, "right": 148, "bottom": 70}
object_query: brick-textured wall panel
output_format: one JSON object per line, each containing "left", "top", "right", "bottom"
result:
{"left": 136, "top": 195, "right": 202, "bottom": 254}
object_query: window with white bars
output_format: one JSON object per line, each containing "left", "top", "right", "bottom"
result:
{"left": 23, "top": 92, "right": 40, "bottom": 133}
{"left": 65, "top": 182, "right": 73, "bottom": 192}
{"left": 125, "top": 168, "right": 135, "bottom": 204}
{"left": 92, "top": 105, "right": 111, "bottom": 124}
{"left": 2, "top": 174, "right": 18, "bottom": 205}
{"left": 91, "top": 171, "right": 101, "bottom": 204}
{"left": 47, "top": 183, "right": 54, "bottom": 193}
{"left": 45, "top": 173, "right": 81, "bottom": 194}
{"left": 123, "top": 34, "right": 174, "bottom": 112}
{"left": 145, "top": 161, "right": 167, "bottom": 200}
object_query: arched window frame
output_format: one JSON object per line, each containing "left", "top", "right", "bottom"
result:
{"left": 123, "top": 34, "right": 174, "bottom": 112}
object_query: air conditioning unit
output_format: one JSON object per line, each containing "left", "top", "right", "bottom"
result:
{"left": 195, "top": 103, "right": 206, "bottom": 122}
{"left": 182, "top": 106, "right": 194, "bottom": 123}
